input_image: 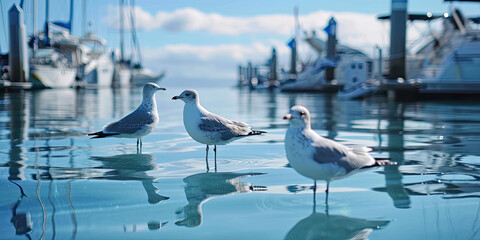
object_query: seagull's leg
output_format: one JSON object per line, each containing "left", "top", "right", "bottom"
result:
{"left": 140, "top": 138, "right": 143, "bottom": 147}
{"left": 137, "top": 138, "right": 140, "bottom": 148}
{"left": 214, "top": 145, "right": 217, "bottom": 172}
{"left": 325, "top": 181, "right": 330, "bottom": 207}
{"left": 313, "top": 180, "right": 317, "bottom": 213}
{"left": 205, "top": 145, "right": 210, "bottom": 172}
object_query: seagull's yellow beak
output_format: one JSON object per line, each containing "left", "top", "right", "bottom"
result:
{"left": 283, "top": 114, "right": 292, "bottom": 120}
{"left": 172, "top": 96, "right": 180, "bottom": 100}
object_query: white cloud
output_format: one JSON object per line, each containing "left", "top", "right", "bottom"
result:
{"left": 104, "top": 6, "right": 293, "bottom": 35}
{"left": 103, "top": 6, "right": 430, "bottom": 54}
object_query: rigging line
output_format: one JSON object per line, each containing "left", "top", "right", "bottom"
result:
{"left": 0, "top": 1, "right": 6, "bottom": 52}
{"left": 129, "top": 0, "right": 142, "bottom": 65}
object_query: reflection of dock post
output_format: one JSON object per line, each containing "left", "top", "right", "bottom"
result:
{"left": 8, "top": 4, "right": 29, "bottom": 82}
{"left": 384, "top": 103, "right": 410, "bottom": 208}
{"left": 325, "top": 17, "right": 337, "bottom": 82}
{"left": 9, "top": 91, "right": 29, "bottom": 180}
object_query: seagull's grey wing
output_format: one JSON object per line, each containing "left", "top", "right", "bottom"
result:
{"left": 199, "top": 113, "right": 251, "bottom": 141}
{"left": 103, "top": 109, "right": 155, "bottom": 134}
{"left": 310, "top": 134, "right": 372, "bottom": 172}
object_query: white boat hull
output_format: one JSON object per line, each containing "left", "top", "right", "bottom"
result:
{"left": 338, "top": 85, "right": 378, "bottom": 99}
{"left": 113, "top": 66, "right": 131, "bottom": 87}
{"left": 84, "top": 55, "right": 114, "bottom": 88}
{"left": 30, "top": 65, "right": 76, "bottom": 88}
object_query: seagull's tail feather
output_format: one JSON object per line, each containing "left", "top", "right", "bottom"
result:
{"left": 248, "top": 130, "right": 267, "bottom": 136}
{"left": 87, "top": 131, "right": 120, "bottom": 139}
{"left": 373, "top": 159, "right": 397, "bottom": 166}
{"left": 363, "top": 158, "right": 397, "bottom": 169}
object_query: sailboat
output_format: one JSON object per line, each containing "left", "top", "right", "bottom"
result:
{"left": 128, "top": 0, "right": 165, "bottom": 85}
{"left": 29, "top": 0, "right": 78, "bottom": 89}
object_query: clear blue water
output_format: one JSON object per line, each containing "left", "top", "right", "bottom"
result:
{"left": 1, "top": 86, "right": 479, "bottom": 240}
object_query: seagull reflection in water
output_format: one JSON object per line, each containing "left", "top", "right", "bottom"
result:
{"left": 90, "top": 153, "right": 169, "bottom": 204}
{"left": 285, "top": 209, "right": 389, "bottom": 240}
{"left": 175, "top": 172, "right": 266, "bottom": 227}
{"left": 285, "top": 185, "right": 389, "bottom": 240}
{"left": 33, "top": 153, "right": 169, "bottom": 204}
{"left": 9, "top": 181, "right": 32, "bottom": 239}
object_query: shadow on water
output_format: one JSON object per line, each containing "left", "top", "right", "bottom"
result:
{"left": 175, "top": 171, "right": 266, "bottom": 227}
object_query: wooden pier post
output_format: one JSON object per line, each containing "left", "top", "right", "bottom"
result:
{"left": 8, "top": 4, "right": 29, "bottom": 82}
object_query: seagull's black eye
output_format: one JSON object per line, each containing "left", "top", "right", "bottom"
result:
{"left": 186, "top": 93, "right": 191, "bottom": 96}
{"left": 300, "top": 112, "right": 305, "bottom": 116}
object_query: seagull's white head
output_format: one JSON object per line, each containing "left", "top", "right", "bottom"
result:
{"left": 172, "top": 89, "right": 199, "bottom": 104}
{"left": 143, "top": 82, "right": 166, "bottom": 98}
{"left": 283, "top": 105, "right": 311, "bottom": 128}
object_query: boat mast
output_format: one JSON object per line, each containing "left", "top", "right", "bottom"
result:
{"left": 33, "top": 0, "right": 37, "bottom": 58}
{"left": 130, "top": 0, "right": 142, "bottom": 67}
{"left": 119, "top": 0, "right": 125, "bottom": 62}
{"left": 44, "top": 0, "right": 49, "bottom": 45}
{"left": 69, "top": 0, "right": 74, "bottom": 34}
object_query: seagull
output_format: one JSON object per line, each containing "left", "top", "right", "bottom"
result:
{"left": 88, "top": 82, "right": 166, "bottom": 149}
{"left": 172, "top": 89, "right": 266, "bottom": 171}
{"left": 283, "top": 105, "right": 393, "bottom": 204}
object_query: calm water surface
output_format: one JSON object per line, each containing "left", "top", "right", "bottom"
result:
{"left": 1, "top": 86, "right": 479, "bottom": 239}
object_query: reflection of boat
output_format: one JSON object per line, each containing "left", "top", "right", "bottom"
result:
{"left": 285, "top": 211, "right": 389, "bottom": 240}
{"left": 175, "top": 172, "right": 265, "bottom": 227}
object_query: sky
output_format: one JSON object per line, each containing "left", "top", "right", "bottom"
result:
{"left": 1, "top": 0, "right": 480, "bottom": 87}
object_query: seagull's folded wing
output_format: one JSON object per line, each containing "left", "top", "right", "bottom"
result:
{"left": 104, "top": 110, "right": 154, "bottom": 134}
{"left": 312, "top": 136, "right": 373, "bottom": 172}
{"left": 199, "top": 114, "right": 251, "bottom": 140}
